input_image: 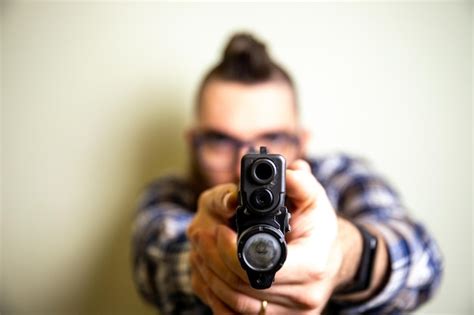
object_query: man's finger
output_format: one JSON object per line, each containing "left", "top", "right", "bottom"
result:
{"left": 196, "top": 259, "right": 262, "bottom": 314}
{"left": 215, "top": 224, "right": 250, "bottom": 284}
{"left": 190, "top": 252, "right": 210, "bottom": 305}
{"left": 286, "top": 166, "right": 320, "bottom": 209}
{"left": 273, "top": 241, "right": 323, "bottom": 284}
{"left": 287, "top": 159, "right": 312, "bottom": 172}
{"left": 198, "top": 183, "right": 238, "bottom": 219}
{"left": 213, "top": 225, "right": 314, "bottom": 308}
{"left": 205, "top": 287, "right": 235, "bottom": 314}
{"left": 201, "top": 260, "right": 303, "bottom": 314}
{"left": 194, "top": 229, "right": 248, "bottom": 289}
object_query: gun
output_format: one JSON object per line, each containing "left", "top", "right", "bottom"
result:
{"left": 235, "top": 146, "right": 291, "bottom": 289}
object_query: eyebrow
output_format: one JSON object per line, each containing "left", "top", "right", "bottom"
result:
{"left": 198, "top": 128, "right": 295, "bottom": 140}
{"left": 198, "top": 129, "right": 234, "bottom": 138}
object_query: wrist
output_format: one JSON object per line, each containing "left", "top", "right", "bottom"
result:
{"left": 333, "top": 216, "right": 364, "bottom": 292}
{"left": 332, "top": 218, "right": 390, "bottom": 302}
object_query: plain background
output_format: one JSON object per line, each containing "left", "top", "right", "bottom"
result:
{"left": 1, "top": 2, "right": 472, "bottom": 314}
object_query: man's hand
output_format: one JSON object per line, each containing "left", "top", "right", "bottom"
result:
{"left": 187, "top": 160, "right": 377, "bottom": 314}
{"left": 186, "top": 182, "right": 238, "bottom": 244}
{"left": 186, "top": 183, "right": 242, "bottom": 312}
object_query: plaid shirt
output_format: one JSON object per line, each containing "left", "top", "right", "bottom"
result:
{"left": 132, "top": 154, "right": 443, "bottom": 314}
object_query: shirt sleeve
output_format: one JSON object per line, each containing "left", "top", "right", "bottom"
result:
{"left": 312, "top": 155, "right": 443, "bottom": 314}
{"left": 131, "top": 176, "right": 211, "bottom": 315}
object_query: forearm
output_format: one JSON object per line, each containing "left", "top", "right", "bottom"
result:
{"left": 329, "top": 215, "right": 443, "bottom": 314}
{"left": 309, "top": 154, "right": 443, "bottom": 313}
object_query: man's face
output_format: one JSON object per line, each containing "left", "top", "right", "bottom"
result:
{"left": 191, "top": 79, "right": 306, "bottom": 187}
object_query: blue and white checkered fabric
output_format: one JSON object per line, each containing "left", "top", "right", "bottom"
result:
{"left": 132, "top": 154, "right": 443, "bottom": 315}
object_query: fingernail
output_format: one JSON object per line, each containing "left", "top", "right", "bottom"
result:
{"left": 223, "top": 192, "right": 231, "bottom": 207}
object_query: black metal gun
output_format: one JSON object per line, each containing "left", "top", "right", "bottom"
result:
{"left": 235, "top": 146, "right": 291, "bottom": 289}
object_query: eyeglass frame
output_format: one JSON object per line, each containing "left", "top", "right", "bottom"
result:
{"left": 191, "top": 129, "right": 301, "bottom": 171}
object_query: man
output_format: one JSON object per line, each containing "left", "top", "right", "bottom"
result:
{"left": 132, "top": 33, "right": 443, "bottom": 314}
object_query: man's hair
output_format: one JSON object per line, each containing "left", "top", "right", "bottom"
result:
{"left": 190, "top": 33, "right": 298, "bottom": 193}
{"left": 196, "top": 32, "right": 296, "bottom": 112}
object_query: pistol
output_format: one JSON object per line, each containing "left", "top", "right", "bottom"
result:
{"left": 235, "top": 146, "right": 291, "bottom": 289}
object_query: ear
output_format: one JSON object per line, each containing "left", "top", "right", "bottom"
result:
{"left": 184, "top": 127, "right": 196, "bottom": 148}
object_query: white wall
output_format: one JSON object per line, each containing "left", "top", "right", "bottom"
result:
{"left": 1, "top": 2, "right": 471, "bottom": 314}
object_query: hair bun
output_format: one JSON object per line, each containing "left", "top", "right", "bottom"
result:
{"left": 224, "top": 33, "right": 266, "bottom": 59}
{"left": 220, "top": 33, "right": 272, "bottom": 81}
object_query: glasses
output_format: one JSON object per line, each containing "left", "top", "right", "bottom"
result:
{"left": 193, "top": 129, "right": 300, "bottom": 171}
